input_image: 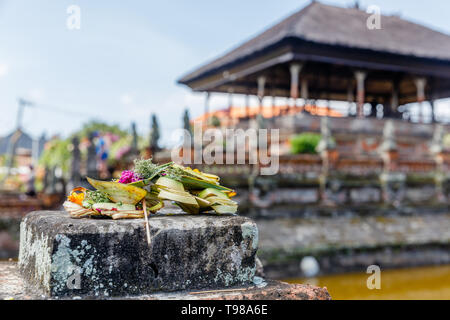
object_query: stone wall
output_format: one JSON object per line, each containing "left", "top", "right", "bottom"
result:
{"left": 0, "top": 216, "right": 21, "bottom": 259}
{"left": 0, "top": 194, "right": 58, "bottom": 259}
{"left": 256, "top": 213, "right": 450, "bottom": 279}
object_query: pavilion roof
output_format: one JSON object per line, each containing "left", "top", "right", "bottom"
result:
{"left": 179, "top": 2, "right": 450, "bottom": 85}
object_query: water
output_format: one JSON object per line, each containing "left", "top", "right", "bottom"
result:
{"left": 285, "top": 265, "right": 450, "bottom": 300}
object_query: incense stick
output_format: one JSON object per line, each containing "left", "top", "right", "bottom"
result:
{"left": 189, "top": 287, "right": 255, "bottom": 295}
{"left": 143, "top": 199, "right": 151, "bottom": 246}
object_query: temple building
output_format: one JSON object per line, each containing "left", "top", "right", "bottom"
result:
{"left": 178, "top": 1, "right": 450, "bottom": 123}
{"left": 0, "top": 129, "right": 46, "bottom": 174}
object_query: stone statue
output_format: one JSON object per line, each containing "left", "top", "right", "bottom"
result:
{"left": 47, "top": 166, "right": 57, "bottom": 194}
{"left": 70, "top": 136, "right": 81, "bottom": 187}
{"left": 378, "top": 120, "right": 397, "bottom": 152}
{"left": 430, "top": 124, "right": 444, "bottom": 155}
{"left": 316, "top": 117, "right": 336, "bottom": 153}
{"left": 42, "top": 166, "right": 49, "bottom": 192}
{"left": 86, "top": 133, "right": 98, "bottom": 178}
{"left": 256, "top": 114, "right": 266, "bottom": 130}
{"left": 150, "top": 114, "right": 161, "bottom": 155}
{"left": 131, "top": 122, "right": 139, "bottom": 156}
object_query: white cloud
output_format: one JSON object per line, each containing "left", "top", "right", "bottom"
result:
{"left": 120, "top": 93, "right": 135, "bottom": 105}
{"left": 0, "top": 63, "right": 9, "bottom": 77}
{"left": 28, "top": 88, "right": 45, "bottom": 102}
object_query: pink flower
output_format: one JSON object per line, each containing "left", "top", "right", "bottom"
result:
{"left": 118, "top": 170, "right": 142, "bottom": 184}
{"left": 116, "top": 146, "right": 131, "bottom": 160}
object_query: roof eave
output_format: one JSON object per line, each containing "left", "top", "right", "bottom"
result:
{"left": 178, "top": 36, "right": 450, "bottom": 91}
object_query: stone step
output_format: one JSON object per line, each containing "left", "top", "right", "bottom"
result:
{"left": 19, "top": 211, "right": 259, "bottom": 298}
{"left": 0, "top": 262, "right": 331, "bottom": 300}
{"left": 257, "top": 214, "right": 450, "bottom": 278}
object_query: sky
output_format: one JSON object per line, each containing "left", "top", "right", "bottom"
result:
{"left": 0, "top": 0, "right": 449, "bottom": 147}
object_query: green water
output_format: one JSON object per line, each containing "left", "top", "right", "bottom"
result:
{"left": 285, "top": 265, "right": 450, "bottom": 300}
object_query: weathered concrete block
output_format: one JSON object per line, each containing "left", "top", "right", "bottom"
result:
{"left": 19, "top": 211, "right": 258, "bottom": 297}
{"left": 1, "top": 261, "right": 331, "bottom": 300}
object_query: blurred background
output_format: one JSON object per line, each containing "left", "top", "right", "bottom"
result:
{"left": 1, "top": 0, "right": 450, "bottom": 299}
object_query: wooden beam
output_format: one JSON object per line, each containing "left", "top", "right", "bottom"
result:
{"left": 355, "top": 71, "right": 367, "bottom": 118}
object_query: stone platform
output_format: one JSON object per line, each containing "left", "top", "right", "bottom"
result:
{"left": 19, "top": 211, "right": 259, "bottom": 298}
{"left": 257, "top": 213, "right": 450, "bottom": 278}
{"left": 0, "top": 262, "right": 331, "bottom": 300}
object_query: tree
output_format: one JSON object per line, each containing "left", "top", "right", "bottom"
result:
{"left": 182, "top": 109, "right": 192, "bottom": 134}
{"left": 182, "top": 108, "right": 193, "bottom": 146}
{"left": 131, "top": 122, "right": 138, "bottom": 154}
{"left": 76, "top": 121, "right": 128, "bottom": 139}
{"left": 150, "top": 114, "right": 161, "bottom": 154}
{"left": 290, "top": 133, "right": 322, "bottom": 155}
{"left": 210, "top": 115, "right": 221, "bottom": 128}
{"left": 39, "top": 138, "right": 72, "bottom": 174}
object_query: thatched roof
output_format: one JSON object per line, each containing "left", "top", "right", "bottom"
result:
{"left": 0, "top": 129, "right": 33, "bottom": 155}
{"left": 179, "top": 2, "right": 450, "bottom": 85}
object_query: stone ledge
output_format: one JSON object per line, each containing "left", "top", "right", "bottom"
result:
{"left": 0, "top": 262, "right": 331, "bottom": 300}
{"left": 257, "top": 213, "right": 450, "bottom": 278}
{"left": 19, "top": 211, "right": 258, "bottom": 297}
{"left": 186, "top": 281, "right": 331, "bottom": 300}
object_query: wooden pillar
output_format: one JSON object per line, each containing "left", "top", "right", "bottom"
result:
{"left": 257, "top": 76, "right": 266, "bottom": 116}
{"left": 391, "top": 81, "right": 399, "bottom": 117}
{"left": 378, "top": 99, "right": 385, "bottom": 118}
{"left": 290, "top": 63, "right": 303, "bottom": 111}
{"left": 347, "top": 81, "right": 354, "bottom": 116}
{"left": 430, "top": 99, "right": 436, "bottom": 123}
{"left": 414, "top": 77, "right": 426, "bottom": 123}
{"left": 429, "top": 82, "right": 436, "bottom": 123}
{"left": 227, "top": 89, "right": 233, "bottom": 126}
{"left": 354, "top": 71, "right": 367, "bottom": 118}
{"left": 301, "top": 78, "right": 308, "bottom": 110}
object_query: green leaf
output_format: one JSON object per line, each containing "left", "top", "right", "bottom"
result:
{"left": 211, "top": 204, "right": 238, "bottom": 214}
{"left": 180, "top": 176, "right": 232, "bottom": 192}
{"left": 129, "top": 162, "right": 174, "bottom": 187}
{"left": 176, "top": 202, "right": 200, "bottom": 214}
{"left": 87, "top": 177, "right": 147, "bottom": 205}
{"left": 158, "top": 189, "right": 198, "bottom": 206}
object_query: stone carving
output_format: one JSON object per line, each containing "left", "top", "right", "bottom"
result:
{"left": 131, "top": 122, "right": 139, "bottom": 156}
{"left": 430, "top": 124, "right": 444, "bottom": 155}
{"left": 70, "top": 137, "right": 81, "bottom": 188}
{"left": 316, "top": 117, "right": 336, "bottom": 154}
{"left": 86, "top": 133, "right": 98, "bottom": 178}
{"left": 378, "top": 120, "right": 397, "bottom": 152}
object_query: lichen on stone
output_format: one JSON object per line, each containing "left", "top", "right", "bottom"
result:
{"left": 241, "top": 221, "right": 259, "bottom": 250}
{"left": 18, "top": 220, "right": 52, "bottom": 292}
